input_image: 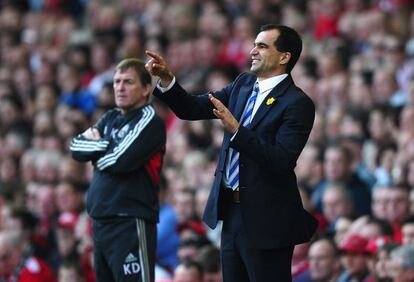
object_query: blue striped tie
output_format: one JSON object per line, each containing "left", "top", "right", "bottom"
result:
{"left": 226, "top": 82, "right": 259, "bottom": 190}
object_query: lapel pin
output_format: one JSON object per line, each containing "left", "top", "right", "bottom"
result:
{"left": 266, "top": 97, "right": 276, "bottom": 105}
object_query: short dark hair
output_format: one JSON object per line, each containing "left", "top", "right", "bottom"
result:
{"left": 10, "top": 208, "right": 38, "bottom": 233}
{"left": 366, "top": 216, "right": 394, "bottom": 236}
{"left": 403, "top": 215, "right": 414, "bottom": 227}
{"left": 260, "top": 24, "right": 302, "bottom": 73}
{"left": 194, "top": 245, "right": 220, "bottom": 273}
{"left": 115, "top": 58, "right": 152, "bottom": 86}
{"left": 177, "top": 259, "right": 203, "bottom": 279}
{"left": 59, "top": 259, "right": 84, "bottom": 276}
{"left": 324, "top": 142, "right": 352, "bottom": 164}
{"left": 311, "top": 237, "right": 340, "bottom": 257}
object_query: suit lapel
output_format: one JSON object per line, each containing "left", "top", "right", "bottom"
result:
{"left": 250, "top": 75, "right": 293, "bottom": 129}
{"left": 233, "top": 83, "right": 254, "bottom": 121}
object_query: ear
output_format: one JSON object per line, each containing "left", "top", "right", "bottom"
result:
{"left": 280, "top": 52, "right": 291, "bottom": 66}
{"left": 143, "top": 84, "right": 152, "bottom": 98}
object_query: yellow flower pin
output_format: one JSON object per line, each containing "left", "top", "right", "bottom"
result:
{"left": 266, "top": 97, "right": 276, "bottom": 106}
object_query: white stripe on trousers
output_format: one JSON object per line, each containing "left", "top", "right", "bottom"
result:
{"left": 135, "top": 218, "right": 150, "bottom": 282}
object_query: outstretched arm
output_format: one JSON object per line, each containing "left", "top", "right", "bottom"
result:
{"left": 146, "top": 50, "right": 239, "bottom": 133}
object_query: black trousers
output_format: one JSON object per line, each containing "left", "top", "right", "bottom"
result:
{"left": 220, "top": 195, "right": 294, "bottom": 282}
{"left": 93, "top": 217, "right": 156, "bottom": 282}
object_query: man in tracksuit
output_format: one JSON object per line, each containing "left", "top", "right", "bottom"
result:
{"left": 70, "top": 58, "right": 166, "bottom": 282}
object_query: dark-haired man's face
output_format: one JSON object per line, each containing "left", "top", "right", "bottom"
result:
{"left": 324, "top": 148, "right": 348, "bottom": 181}
{"left": 113, "top": 68, "right": 150, "bottom": 114}
{"left": 250, "top": 29, "right": 289, "bottom": 79}
{"left": 309, "top": 240, "right": 339, "bottom": 281}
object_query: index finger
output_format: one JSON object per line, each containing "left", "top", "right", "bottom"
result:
{"left": 209, "top": 94, "right": 224, "bottom": 108}
{"left": 145, "top": 50, "right": 163, "bottom": 62}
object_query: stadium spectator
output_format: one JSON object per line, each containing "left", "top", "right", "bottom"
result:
{"left": 0, "top": 1, "right": 414, "bottom": 281}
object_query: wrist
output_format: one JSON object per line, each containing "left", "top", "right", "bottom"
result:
{"left": 159, "top": 73, "right": 174, "bottom": 87}
{"left": 230, "top": 124, "right": 240, "bottom": 134}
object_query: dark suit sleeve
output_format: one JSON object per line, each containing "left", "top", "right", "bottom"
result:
{"left": 231, "top": 93, "right": 315, "bottom": 173}
{"left": 153, "top": 83, "right": 215, "bottom": 120}
{"left": 152, "top": 74, "right": 247, "bottom": 120}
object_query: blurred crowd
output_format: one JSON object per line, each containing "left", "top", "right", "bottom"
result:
{"left": 1, "top": 0, "right": 414, "bottom": 281}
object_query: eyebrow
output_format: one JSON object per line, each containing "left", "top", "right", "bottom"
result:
{"left": 254, "top": 41, "right": 269, "bottom": 48}
{"left": 113, "top": 77, "right": 135, "bottom": 82}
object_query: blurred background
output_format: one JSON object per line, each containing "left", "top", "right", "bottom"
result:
{"left": 1, "top": 0, "right": 414, "bottom": 281}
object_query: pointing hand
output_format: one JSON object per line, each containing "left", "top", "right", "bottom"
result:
{"left": 145, "top": 50, "right": 174, "bottom": 87}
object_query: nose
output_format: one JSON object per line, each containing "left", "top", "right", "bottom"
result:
{"left": 250, "top": 46, "right": 258, "bottom": 55}
{"left": 117, "top": 82, "right": 126, "bottom": 91}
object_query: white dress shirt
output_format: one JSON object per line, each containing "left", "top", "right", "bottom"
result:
{"left": 251, "top": 74, "right": 288, "bottom": 117}
{"left": 156, "top": 74, "right": 288, "bottom": 189}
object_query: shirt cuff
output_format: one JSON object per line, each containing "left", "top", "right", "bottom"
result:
{"left": 156, "top": 77, "right": 176, "bottom": 93}
{"left": 230, "top": 129, "right": 239, "bottom": 141}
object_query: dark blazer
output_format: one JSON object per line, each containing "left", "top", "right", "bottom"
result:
{"left": 153, "top": 72, "right": 318, "bottom": 249}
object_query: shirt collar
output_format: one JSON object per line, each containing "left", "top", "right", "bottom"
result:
{"left": 257, "top": 74, "right": 288, "bottom": 95}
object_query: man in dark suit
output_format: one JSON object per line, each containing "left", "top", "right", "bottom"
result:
{"left": 146, "top": 24, "right": 318, "bottom": 282}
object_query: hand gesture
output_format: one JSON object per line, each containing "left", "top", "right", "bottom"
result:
{"left": 145, "top": 50, "right": 174, "bottom": 87}
{"left": 209, "top": 94, "right": 239, "bottom": 134}
{"left": 82, "top": 127, "right": 101, "bottom": 140}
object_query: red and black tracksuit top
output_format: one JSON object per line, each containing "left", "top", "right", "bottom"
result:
{"left": 70, "top": 104, "right": 166, "bottom": 222}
